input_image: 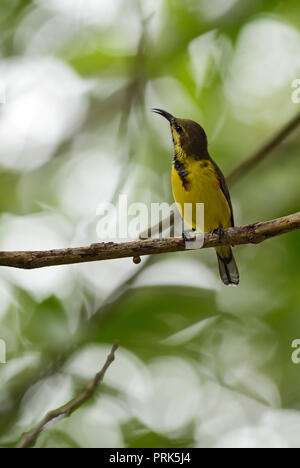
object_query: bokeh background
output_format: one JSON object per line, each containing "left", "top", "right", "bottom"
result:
{"left": 0, "top": 0, "right": 300, "bottom": 448}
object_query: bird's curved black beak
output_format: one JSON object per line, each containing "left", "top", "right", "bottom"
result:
{"left": 152, "top": 108, "right": 175, "bottom": 123}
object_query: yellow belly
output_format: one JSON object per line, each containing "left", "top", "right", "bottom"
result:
{"left": 171, "top": 160, "right": 232, "bottom": 233}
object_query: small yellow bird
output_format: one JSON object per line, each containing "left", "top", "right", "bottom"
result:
{"left": 153, "top": 108, "right": 239, "bottom": 285}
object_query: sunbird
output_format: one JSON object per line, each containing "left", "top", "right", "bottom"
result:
{"left": 153, "top": 108, "right": 239, "bottom": 285}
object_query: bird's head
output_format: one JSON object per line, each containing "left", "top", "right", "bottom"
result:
{"left": 152, "top": 108, "right": 208, "bottom": 159}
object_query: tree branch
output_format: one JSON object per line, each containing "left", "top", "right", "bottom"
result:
{"left": 227, "top": 111, "right": 300, "bottom": 185}
{"left": 17, "top": 342, "right": 119, "bottom": 449}
{"left": 0, "top": 213, "right": 298, "bottom": 270}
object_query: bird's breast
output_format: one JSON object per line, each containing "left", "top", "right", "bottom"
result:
{"left": 171, "top": 159, "right": 231, "bottom": 231}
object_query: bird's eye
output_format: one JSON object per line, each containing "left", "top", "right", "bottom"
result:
{"left": 175, "top": 125, "right": 183, "bottom": 133}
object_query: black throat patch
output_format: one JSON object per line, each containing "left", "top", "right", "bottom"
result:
{"left": 173, "top": 156, "right": 190, "bottom": 190}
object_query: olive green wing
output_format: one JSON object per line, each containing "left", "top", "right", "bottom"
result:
{"left": 211, "top": 160, "right": 234, "bottom": 227}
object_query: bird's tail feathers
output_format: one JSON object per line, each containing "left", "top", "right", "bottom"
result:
{"left": 216, "top": 246, "right": 239, "bottom": 286}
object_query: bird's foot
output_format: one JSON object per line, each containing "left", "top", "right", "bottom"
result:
{"left": 182, "top": 229, "right": 204, "bottom": 250}
{"left": 213, "top": 224, "right": 225, "bottom": 241}
{"left": 182, "top": 229, "right": 196, "bottom": 242}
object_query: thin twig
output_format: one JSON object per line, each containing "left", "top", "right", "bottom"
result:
{"left": 17, "top": 342, "right": 119, "bottom": 449}
{"left": 0, "top": 213, "right": 299, "bottom": 270}
{"left": 227, "top": 111, "right": 300, "bottom": 184}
